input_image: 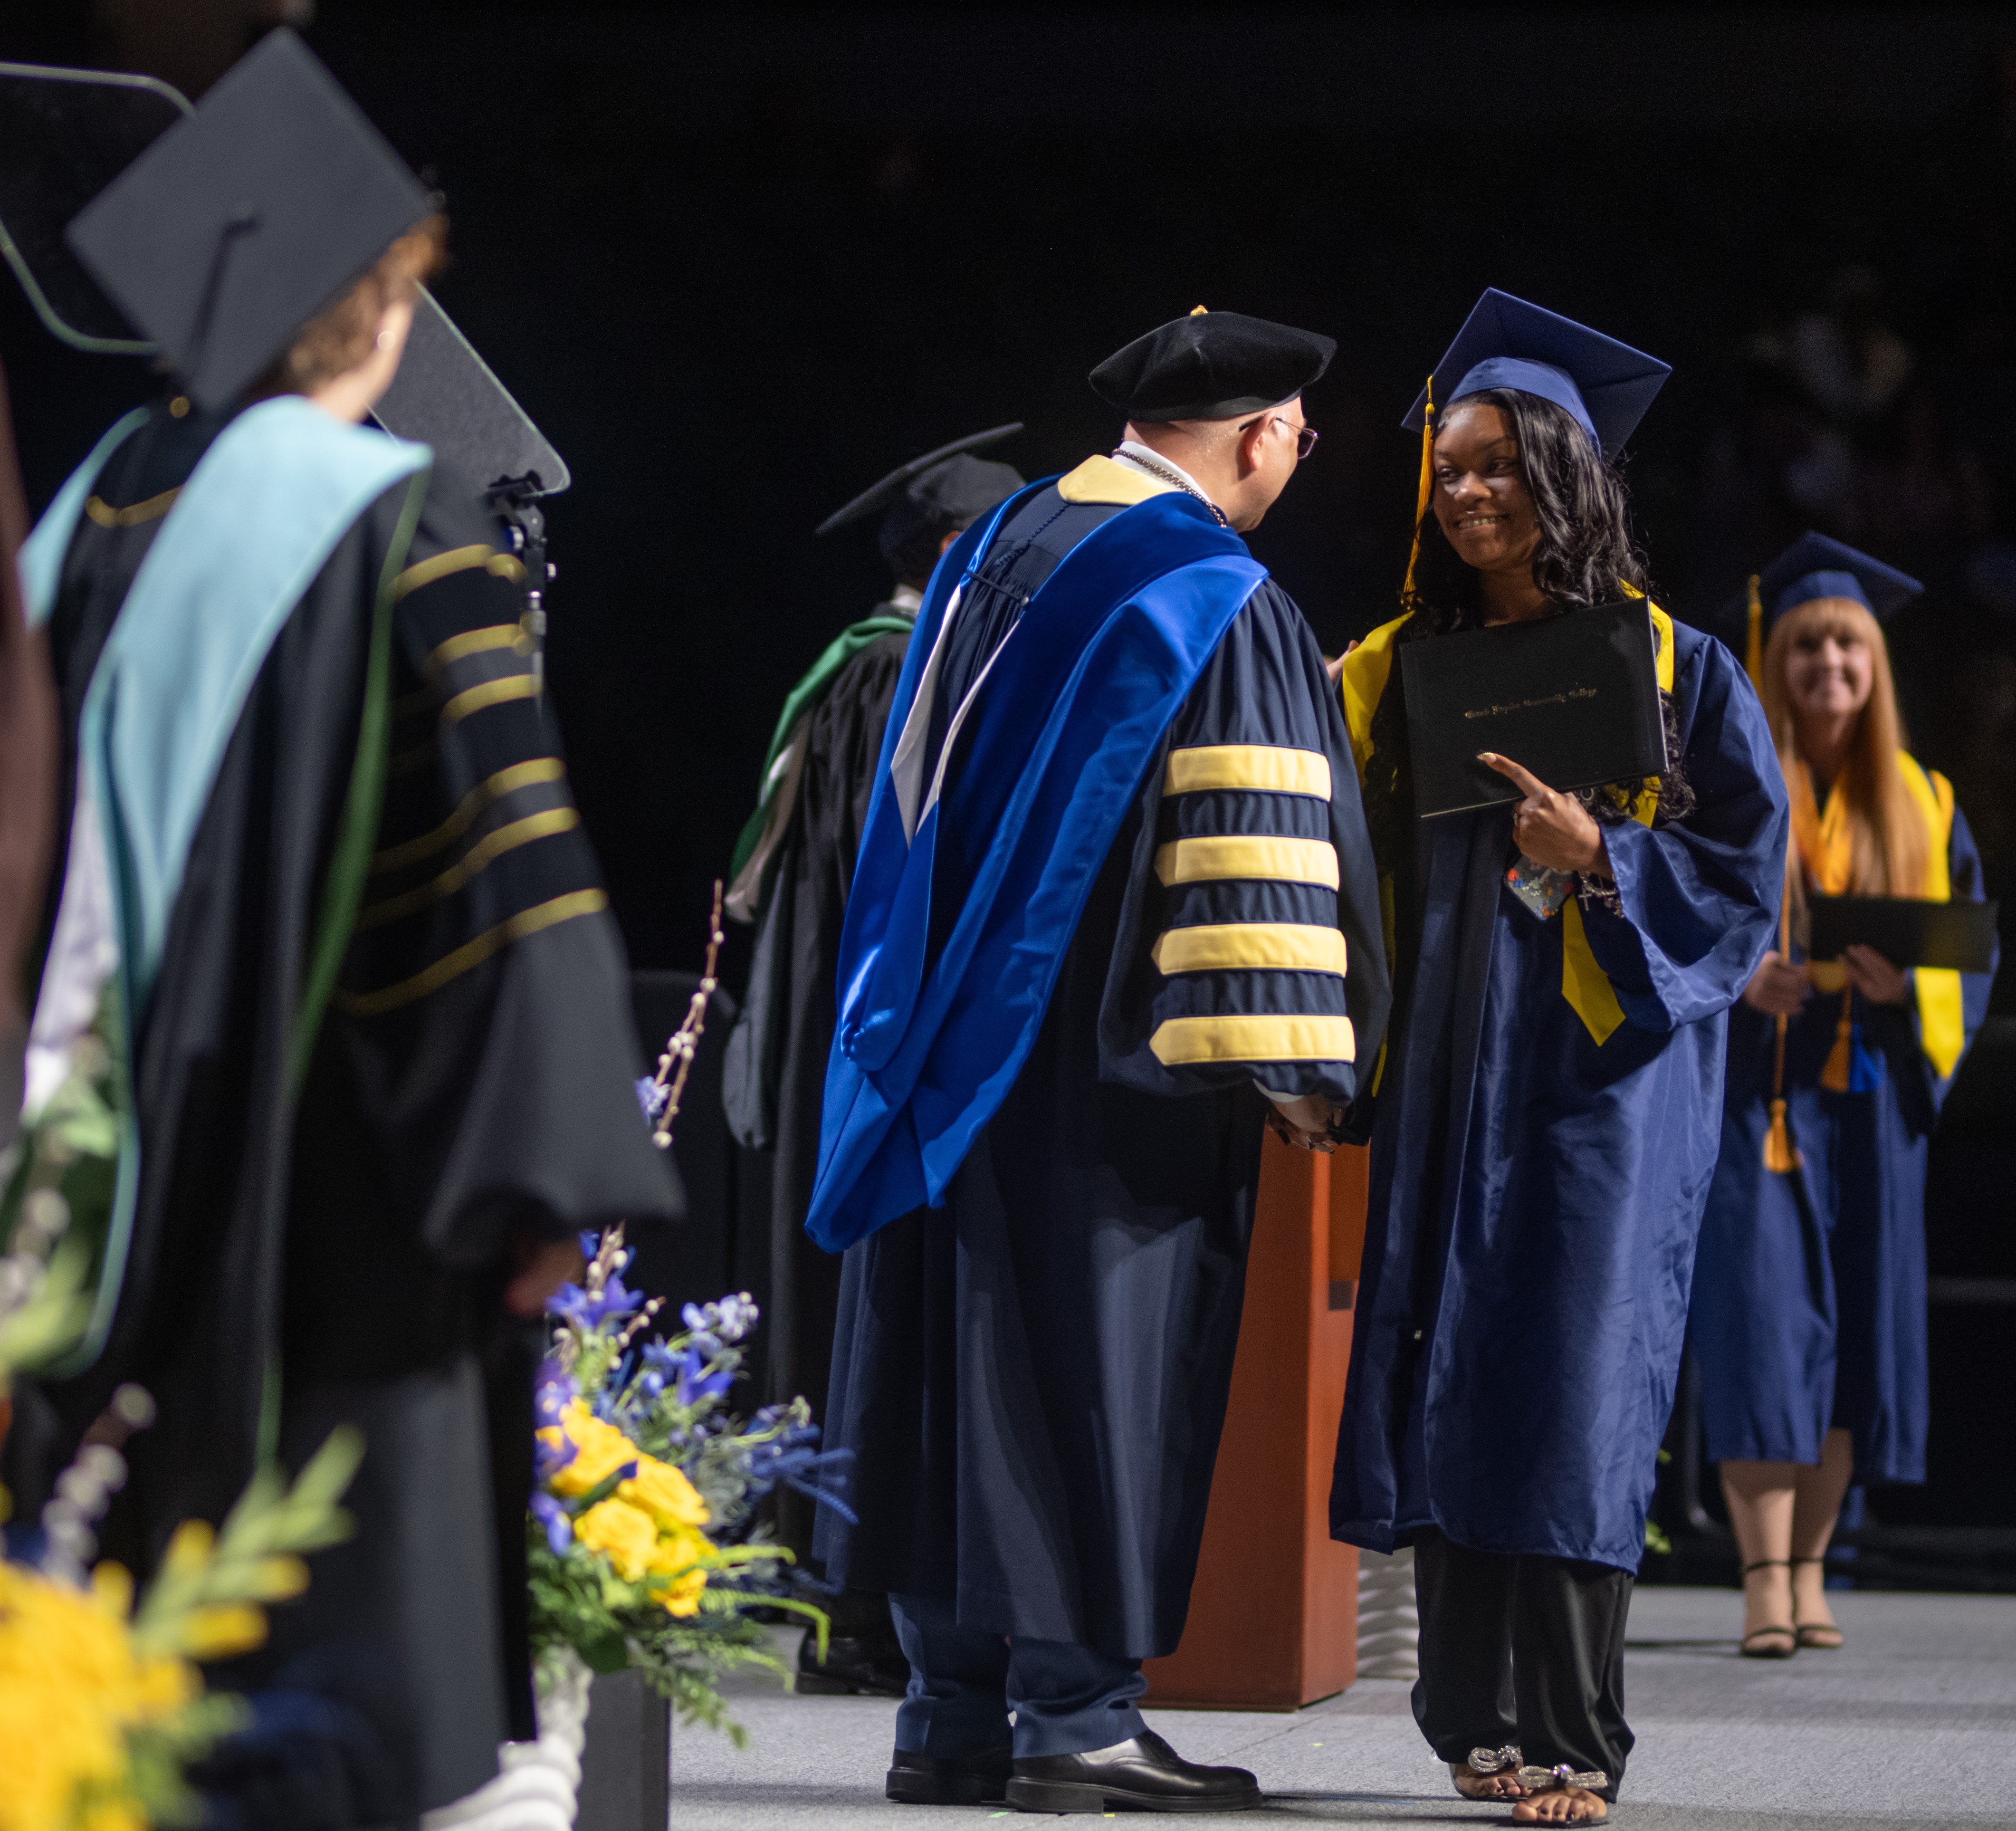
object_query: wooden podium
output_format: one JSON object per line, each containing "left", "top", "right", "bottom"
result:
{"left": 1142, "top": 1132, "right": 1369, "bottom": 1709}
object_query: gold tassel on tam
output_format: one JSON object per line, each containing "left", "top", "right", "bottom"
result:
{"left": 1401, "top": 376, "right": 1435, "bottom": 604}
{"left": 1744, "top": 573, "right": 1764, "bottom": 690}
{"left": 1820, "top": 985, "right": 1854, "bottom": 1093}
{"left": 1763, "top": 864, "right": 1804, "bottom": 1171}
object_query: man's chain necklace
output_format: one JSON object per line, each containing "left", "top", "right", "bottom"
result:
{"left": 1112, "top": 449, "right": 1230, "bottom": 526}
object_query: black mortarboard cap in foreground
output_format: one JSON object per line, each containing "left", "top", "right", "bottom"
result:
{"left": 1758, "top": 532, "right": 1922, "bottom": 625}
{"left": 65, "top": 28, "right": 433, "bottom": 410}
{"left": 817, "top": 422, "right": 1022, "bottom": 537}
{"left": 1403, "top": 289, "right": 1670, "bottom": 456}
{"left": 1090, "top": 307, "right": 1334, "bottom": 422}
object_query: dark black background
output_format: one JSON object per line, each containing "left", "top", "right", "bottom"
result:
{"left": 6, "top": 4, "right": 2016, "bottom": 1553}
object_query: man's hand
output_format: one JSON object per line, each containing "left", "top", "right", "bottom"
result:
{"left": 1742, "top": 950, "right": 1812, "bottom": 1015}
{"left": 505, "top": 1233, "right": 585, "bottom": 1319}
{"left": 1479, "top": 753, "right": 1608, "bottom": 877}
{"left": 1267, "top": 1092, "right": 1342, "bottom": 1152}
{"left": 1840, "top": 943, "right": 1910, "bottom": 1007}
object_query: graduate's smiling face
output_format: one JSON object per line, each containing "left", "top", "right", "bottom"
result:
{"left": 1782, "top": 602, "right": 1877, "bottom": 721}
{"left": 1430, "top": 400, "right": 1543, "bottom": 579}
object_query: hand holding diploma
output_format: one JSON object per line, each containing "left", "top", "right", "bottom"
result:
{"left": 1839, "top": 942, "right": 1910, "bottom": 1006}
{"left": 1479, "top": 752, "right": 1612, "bottom": 878}
{"left": 1742, "top": 950, "right": 1813, "bottom": 1016}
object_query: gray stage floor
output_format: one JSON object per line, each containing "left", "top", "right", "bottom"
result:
{"left": 669, "top": 1589, "right": 2016, "bottom": 1829}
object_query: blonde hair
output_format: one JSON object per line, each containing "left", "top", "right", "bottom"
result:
{"left": 261, "top": 215, "right": 448, "bottom": 396}
{"left": 1759, "top": 594, "right": 1929, "bottom": 894}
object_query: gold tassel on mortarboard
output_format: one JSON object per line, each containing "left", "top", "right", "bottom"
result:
{"left": 1744, "top": 573, "right": 1765, "bottom": 690}
{"left": 1763, "top": 861, "right": 1804, "bottom": 1171}
{"left": 1402, "top": 374, "right": 1435, "bottom": 605}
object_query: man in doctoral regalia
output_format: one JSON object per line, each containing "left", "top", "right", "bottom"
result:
{"left": 3, "top": 33, "right": 674, "bottom": 1827}
{"left": 807, "top": 308, "right": 1391, "bottom": 1813}
{"left": 722, "top": 428, "right": 1022, "bottom": 1696}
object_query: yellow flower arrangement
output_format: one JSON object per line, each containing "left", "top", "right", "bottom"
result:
{"left": 573, "top": 1498, "right": 660, "bottom": 1583}
{"left": 0, "top": 1561, "right": 193, "bottom": 1831}
{"left": 546, "top": 1403, "right": 719, "bottom": 1613}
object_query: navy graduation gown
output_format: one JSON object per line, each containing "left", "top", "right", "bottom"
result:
{"left": 1331, "top": 617, "right": 1787, "bottom": 1572}
{"left": 1690, "top": 802, "right": 1996, "bottom": 1484}
{"left": 815, "top": 474, "right": 1389, "bottom": 1658}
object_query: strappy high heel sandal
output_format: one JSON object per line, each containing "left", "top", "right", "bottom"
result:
{"left": 1739, "top": 1559, "right": 1797, "bottom": 1658}
{"left": 1791, "top": 1556, "right": 1844, "bottom": 1649}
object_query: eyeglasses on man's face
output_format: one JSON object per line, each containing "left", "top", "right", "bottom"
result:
{"left": 1240, "top": 413, "right": 1320, "bottom": 460}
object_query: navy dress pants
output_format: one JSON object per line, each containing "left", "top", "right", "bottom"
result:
{"left": 1411, "top": 1530, "right": 1634, "bottom": 1798}
{"left": 888, "top": 1592, "right": 1148, "bottom": 1760}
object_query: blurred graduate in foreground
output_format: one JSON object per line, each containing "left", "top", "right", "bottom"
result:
{"left": 4, "top": 31, "right": 673, "bottom": 1827}
{"left": 806, "top": 307, "right": 1389, "bottom": 1814}
{"left": 1332, "top": 292, "right": 1787, "bottom": 1822}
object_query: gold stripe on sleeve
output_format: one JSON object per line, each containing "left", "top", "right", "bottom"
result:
{"left": 1149, "top": 1014, "right": 1356, "bottom": 1066}
{"left": 84, "top": 486, "right": 181, "bottom": 528}
{"left": 393, "top": 543, "right": 494, "bottom": 599}
{"left": 335, "top": 888, "right": 608, "bottom": 1017}
{"left": 442, "top": 672, "right": 539, "bottom": 725}
{"left": 428, "top": 623, "right": 531, "bottom": 673}
{"left": 1153, "top": 835, "right": 1339, "bottom": 889}
{"left": 360, "top": 806, "right": 581, "bottom": 929}
{"left": 1151, "top": 922, "right": 1347, "bottom": 977}
{"left": 372, "top": 757, "right": 568, "bottom": 874}
{"left": 487, "top": 553, "right": 528, "bottom": 583}
{"left": 1164, "top": 745, "right": 1331, "bottom": 799}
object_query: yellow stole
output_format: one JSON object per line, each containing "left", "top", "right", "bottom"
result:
{"left": 1788, "top": 753, "right": 1964, "bottom": 1080}
{"left": 1339, "top": 601, "right": 1676, "bottom": 1049}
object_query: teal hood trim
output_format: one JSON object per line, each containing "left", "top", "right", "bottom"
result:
{"left": 20, "top": 397, "right": 430, "bottom": 1371}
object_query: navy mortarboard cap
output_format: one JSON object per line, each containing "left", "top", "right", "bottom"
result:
{"left": 64, "top": 29, "right": 433, "bottom": 410}
{"left": 816, "top": 422, "right": 1022, "bottom": 537}
{"left": 1090, "top": 307, "right": 1334, "bottom": 423}
{"left": 1403, "top": 289, "right": 1670, "bottom": 455}
{"left": 1758, "top": 532, "right": 1922, "bottom": 624}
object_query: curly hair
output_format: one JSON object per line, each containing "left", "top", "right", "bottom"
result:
{"left": 258, "top": 215, "right": 448, "bottom": 398}
{"left": 1359, "top": 388, "right": 1690, "bottom": 878}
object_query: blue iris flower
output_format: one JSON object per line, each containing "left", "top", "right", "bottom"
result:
{"left": 530, "top": 1490, "right": 573, "bottom": 1556}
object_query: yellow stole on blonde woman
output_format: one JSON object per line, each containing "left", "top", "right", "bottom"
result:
{"left": 1789, "top": 753, "right": 1965, "bottom": 1083}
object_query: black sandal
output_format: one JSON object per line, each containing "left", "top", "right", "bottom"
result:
{"left": 1739, "top": 1559, "right": 1797, "bottom": 1659}
{"left": 1790, "top": 1557, "right": 1844, "bottom": 1649}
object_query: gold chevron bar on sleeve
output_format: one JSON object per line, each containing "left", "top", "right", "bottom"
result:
{"left": 1164, "top": 744, "right": 1331, "bottom": 799}
{"left": 1151, "top": 922, "right": 1347, "bottom": 977}
{"left": 1149, "top": 1014, "right": 1357, "bottom": 1065}
{"left": 1153, "top": 834, "right": 1339, "bottom": 889}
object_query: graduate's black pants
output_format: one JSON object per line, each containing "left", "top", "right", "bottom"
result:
{"left": 1411, "top": 1530, "right": 1634, "bottom": 1798}
{"left": 889, "top": 1593, "right": 1148, "bottom": 1759}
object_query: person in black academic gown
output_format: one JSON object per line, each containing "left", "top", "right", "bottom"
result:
{"left": 809, "top": 309, "right": 1390, "bottom": 1814}
{"left": 1332, "top": 293, "right": 1787, "bottom": 1824}
{"left": 3, "top": 36, "right": 674, "bottom": 1828}
{"left": 721, "top": 429, "right": 1022, "bottom": 1694}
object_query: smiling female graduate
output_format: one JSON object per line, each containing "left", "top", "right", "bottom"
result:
{"left": 1331, "top": 292, "right": 1788, "bottom": 1823}
{"left": 1689, "top": 535, "right": 1997, "bottom": 1661}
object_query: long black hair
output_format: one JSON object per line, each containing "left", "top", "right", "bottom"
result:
{"left": 1360, "top": 387, "right": 1689, "bottom": 877}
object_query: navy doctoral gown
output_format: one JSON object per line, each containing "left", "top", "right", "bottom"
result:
{"left": 1331, "top": 617, "right": 1787, "bottom": 1572}
{"left": 815, "top": 469, "right": 1389, "bottom": 1658}
{"left": 1690, "top": 799, "right": 1995, "bottom": 1484}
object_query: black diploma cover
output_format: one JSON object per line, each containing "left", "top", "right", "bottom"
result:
{"left": 1807, "top": 895, "right": 1999, "bottom": 974}
{"left": 1398, "top": 600, "right": 1667, "bottom": 817}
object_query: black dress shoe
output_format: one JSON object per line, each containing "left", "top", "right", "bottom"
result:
{"left": 1006, "top": 1730, "right": 1261, "bottom": 1813}
{"left": 887, "top": 1747, "right": 1014, "bottom": 1805}
{"left": 796, "top": 1629, "right": 910, "bottom": 1697}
